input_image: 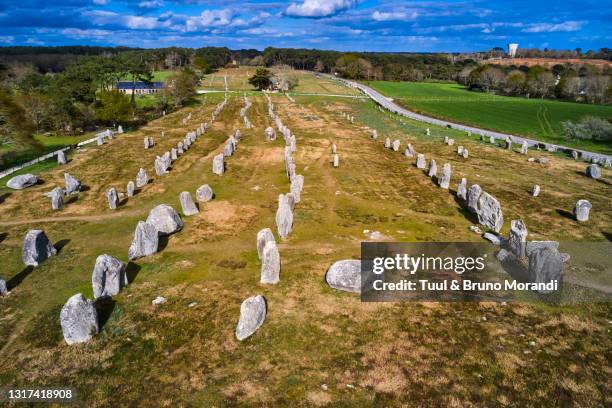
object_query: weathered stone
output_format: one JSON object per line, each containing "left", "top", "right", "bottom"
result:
{"left": 532, "top": 185, "right": 540, "bottom": 197}
{"left": 286, "top": 192, "right": 297, "bottom": 210}
{"left": 22, "top": 229, "right": 56, "bottom": 266}
{"left": 505, "top": 137, "right": 512, "bottom": 149}
{"left": 260, "top": 241, "right": 280, "bottom": 284}
{"left": 275, "top": 196, "right": 293, "bottom": 239}
{"left": 256, "top": 228, "right": 275, "bottom": 260}
{"left": 428, "top": 159, "right": 437, "bottom": 177}
{"left": 290, "top": 174, "right": 304, "bottom": 203}
{"left": 573, "top": 199, "right": 592, "bottom": 222}
{"left": 508, "top": 219, "right": 528, "bottom": 258}
{"left": 392, "top": 139, "right": 400, "bottom": 152}
{"left": 126, "top": 181, "right": 135, "bottom": 197}
{"left": 457, "top": 146, "right": 464, "bottom": 155}
{"left": 0, "top": 279, "right": 6, "bottom": 295}
{"left": 483, "top": 232, "right": 501, "bottom": 246}
{"left": 371, "top": 129, "right": 378, "bottom": 140}
{"left": 571, "top": 150, "right": 579, "bottom": 160}
{"left": 97, "top": 136, "right": 104, "bottom": 146}
{"left": 223, "top": 141, "right": 234, "bottom": 157}
{"left": 416, "top": 154, "right": 426, "bottom": 169}
{"left": 527, "top": 246, "right": 564, "bottom": 293}
{"left": 106, "top": 187, "right": 119, "bottom": 209}
{"left": 438, "top": 163, "right": 452, "bottom": 189}
{"left": 586, "top": 164, "right": 601, "bottom": 179}
{"left": 287, "top": 162, "right": 297, "bottom": 181}
{"left": 537, "top": 157, "right": 549, "bottom": 164}
{"left": 177, "top": 142, "right": 184, "bottom": 155}
{"left": 526, "top": 241, "right": 559, "bottom": 257}
{"left": 333, "top": 154, "right": 339, "bottom": 168}
{"left": 179, "top": 191, "right": 199, "bottom": 216}
{"left": 476, "top": 191, "right": 504, "bottom": 232}
{"left": 146, "top": 204, "right": 183, "bottom": 235}
{"left": 144, "top": 137, "right": 151, "bottom": 149}
{"left": 326, "top": 260, "right": 361, "bottom": 293}
{"left": 92, "top": 254, "right": 127, "bottom": 299}
{"left": 171, "top": 148, "right": 178, "bottom": 161}
{"left": 212, "top": 153, "right": 224, "bottom": 175}
{"left": 467, "top": 184, "right": 482, "bottom": 213}
{"left": 128, "top": 221, "right": 159, "bottom": 260}
{"left": 489, "top": 136, "right": 496, "bottom": 144}
{"left": 462, "top": 148, "right": 469, "bottom": 159}
{"left": 447, "top": 139, "right": 454, "bottom": 146}
{"left": 6, "top": 174, "right": 38, "bottom": 190}
{"left": 136, "top": 168, "right": 149, "bottom": 188}
{"left": 331, "top": 144, "right": 337, "bottom": 154}
{"left": 154, "top": 157, "right": 167, "bottom": 176}
{"left": 64, "top": 173, "right": 81, "bottom": 194}
{"left": 426, "top": 128, "right": 430, "bottom": 136}
{"left": 520, "top": 141, "right": 528, "bottom": 155}
{"left": 235, "top": 295, "right": 267, "bottom": 341}
{"left": 457, "top": 178, "right": 467, "bottom": 202}
{"left": 384, "top": 138, "right": 391, "bottom": 148}
{"left": 57, "top": 150, "right": 67, "bottom": 165}
{"left": 265, "top": 126, "right": 276, "bottom": 141}
{"left": 405, "top": 144, "right": 414, "bottom": 158}
{"left": 50, "top": 187, "right": 64, "bottom": 210}
{"left": 196, "top": 184, "right": 214, "bottom": 202}
{"left": 60, "top": 293, "right": 99, "bottom": 345}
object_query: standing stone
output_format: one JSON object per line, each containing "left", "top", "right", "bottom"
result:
{"left": 260, "top": 241, "right": 280, "bottom": 284}
{"left": 331, "top": 144, "right": 337, "bottom": 154}
{"left": 426, "top": 128, "right": 430, "bottom": 136}
{"left": 171, "top": 148, "right": 178, "bottom": 161}
{"left": 532, "top": 185, "right": 540, "bottom": 197}
{"left": 212, "top": 154, "right": 224, "bottom": 175}
{"left": 0, "top": 279, "right": 6, "bottom": 296}
{"left": 416, "top": 154, "right": 426, "bottom": 169}
{"left": 333, "top": 154, "right": 339, "bottom": 168}
{"left": 527, "top": 246, "right": 564, "bottom": 293}
{"left": 505, "top": 137, "right": 512, "bottom": 149}
{"left": 457, "top": 178, "right": 467, "bottom": 202}
{"left": 136, "top": 168, "right": 148, "bottom": 188}
{"left": 64, "top": 173, "right": 81, "bottom": 194}
{"left": 489, "top": 136, "right": 496, "bottom": 144}
{"left": 60, "top": 294, "right": 99, "bottom": 345}
{"left": 144, "top": 137, "right": 151, "bottom": 149}
{"left": 126, "top": 181, "right": 135, "bottom": 197}
{"left": 6, "top": 174, "right": 38, "bottom": 190}
{"left": 235, "top": 295, "right": 267, "bottom": 341}
{"left": 428, "top": 159, "right": 437, "bottom": 177}
{"left": 106, "top": 188, "right": 119, "bottom": 210}
{"left": 57, "top": 150, "right": 67, "bottom": 165}
{"left": 520, "top": 141, "right": 528, "bottom": 155}
{"left": 476, "top": 191, "right": 504, "bottom": 232}
{"left": 508, "top": 220, "right": 528, "bottom": 258}
{"left": 586, "top": 164, "right": 601, "bottom": 179}
{"left": 154, "top": 157, "right": 167, "bottom": 176}
{"left": 571, "top": 150, "right": 579, "bottom": 160}
{"left": 326, "top": 260, "right": 361, "bottom": 293}
{"left": 146, "top": 204, "right": 183, "bottom": 235}
{"left": 256, "top": 228, "right": 275, "bottom": 260}
{"left": 290, "top": 174, "right": 304, "bottom": 203}
{"left": 392, "top": 140, "right": 400, "bottom": 152}
{"left": 92, "top": 254, "right": 127, "bottom": 299}
{"left": 285, "top": 193, "right": 296, "bottom": 211}
{"left": 462, "top": 148, "right": 469, "bottom": 159}
{"left": 438, "top": 163, "right": 452, "bottom": 189}
{"left": 50, "top": 187, "right": 64, "bottom": 210}
{"left": 405, "top": 144, "right": 415, "bottom": 158}
{"left": 275, "top": 196, "right": 293, "bottom": 239}
{"left": 177, "top": 142, "right": 184, "bottom": 155}
{"left": 467, "top": 184, "right": 482, "bottom": 213}
{"left": 265, "top": 126, "right": 276, "bottom": 141}
{"left": 384, "top": 138, "right": 391, "bottom": 148}
{"left": 196, "top": 184, "right": 214, "bottom": 202}
{"left": 444, "top": 136, "right": 449, "bottom": 144}
{"left": 223, "top": 141, "right": 234, "bottom": 157}
{"left": 22, "top": 229, "right": 57, "bottom": 266}
{"left": 179, "top": 191, "right": 199, "bottom": 216}
{"left": 573, "top": 200, "right": 592, "bottom": 222}
{"left": 97, "top": 136, "right": 104, "bottom": 146}
{"left": 128, "top": 221, "right": 159, "bottom": 260}
{"left": 371, "top": 129, "right": 378, "bottom": 140}
{"left": 457, "top": 146, "right": 464, "bottom": 155}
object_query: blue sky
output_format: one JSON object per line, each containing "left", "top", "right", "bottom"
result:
{"left": 0, "top": 0, "right": 609, "bottom": 52}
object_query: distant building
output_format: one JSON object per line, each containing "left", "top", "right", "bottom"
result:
{"left": 116, "top": 81, "right": 164, "bottom": 95}
{"left": 507, "top": 43, "right": 519, "bottom": 58}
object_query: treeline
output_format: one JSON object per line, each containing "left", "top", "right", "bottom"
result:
{"left": 458, "top": 63, "right": 611, "bottom": 104}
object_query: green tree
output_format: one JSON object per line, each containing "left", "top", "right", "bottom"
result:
{"left": 192, "top": 56, "right": 210, "bottom": 74}
{"left": 94, "top": 90, "right": 132, "bottom": 125}
{"left": 120, "top": 53, "right": 153, "bottom": 105}
{"left": 248, "top": 68, "right": 272, "bottom": 90}
{"left": 163, "top": 69, "right": 197, "bottom": 108}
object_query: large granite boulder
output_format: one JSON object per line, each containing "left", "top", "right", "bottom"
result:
{"left": 428, "top": 159, "right": 437, "bottom": 178}
{"left": 64, "top": 173, "right": 81, "bottom": 194}
{"left": 146, "top": 204, "right": 183, "bottom": 235}
{"left": 50, "top": 187, "right": 64, "bottom": 210}
{"left": 22, "top": 229, "right": 56, "bottom": 266}
{"left": 574, "top": 199, "right": 592, "bottom": 222}
{"left": 392, "top": 140, "right": 400, "bottom": 152}
{"left": 196, "top": 184, "right": 214, "bottom": 202}
{"left": 256, "top": 228, "right": 275, "bottom": 260}
{"left": 586, "top": 164, "right": 601, "bottom": 179}
{"left": 405, "top": 144, "right": 415, "bottom": 158}
{"left": 467, "top": 184, "right": 482, "bottom": 213}
{"left": 290, "top": 174, "right": 304, "bottom": 203}
{"left": 106, "top": 187, "right": 119, "bottom": 210}
{"left": 92, "top": 254, "right": 127, "bottom": 299}
{"left": 126, "top": 181, "right": 135, "bottom": 197}
{"left": 235, "top": 295, "right": 267, "bottom": 341}
{"left": 476, "top": 191, "right": 504, "bottom": 232}
{"left": 508, "top": 219, "right": 528, "bottom": 258}
{"left": 457, "top": 178, "right": 467, "bottom": 202}
{"left": 128, "top": 221, "right": 158, "bottom": 261}
{"left": 57, "top": 150, "right": 67, "bottom": 165}
{"left": 438, "top": 163, "right": 452, "bottom": 189}
{"left": 136, "top": 168, "right": 149, "bottom": 188}
{"left": 260, "top": 241, "right": 280, "bottom": 284}
{"left": 60, "top": 293, "right": 99, "bottom": 345}
{"left": 275, "top": 195, "right": 293, "bottom": 239}
{"left": 416, "top": 154, "right": 426, "bottom": 169}
{"left": 326, "top": 260, "right": 361, "bottom": 293}
{"left": 212, "top": 154, "right": 224, "bottom": 175}
{"left": 6, "top": 174, "right": 38, "bottom": 190}
{"left": 179, "top": 191, "right": 199, "bottom": 216}
{"left": 527, "top": 246, "right": 564, "bottom": 293}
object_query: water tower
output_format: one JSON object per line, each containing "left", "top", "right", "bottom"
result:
{"left": 508, "top": 43, "right": 519, "bottom": 58}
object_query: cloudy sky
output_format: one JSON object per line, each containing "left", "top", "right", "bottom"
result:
{"left": 0, "top": 0, "right": 609, "bottom": 52}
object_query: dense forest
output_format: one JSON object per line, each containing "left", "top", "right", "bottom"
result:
{"left": 1, "top": 45, "right": 610, "bottom": 168}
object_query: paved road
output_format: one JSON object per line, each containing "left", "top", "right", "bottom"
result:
{"left": 329, "top": 75, "right": 612, "bottom": 164}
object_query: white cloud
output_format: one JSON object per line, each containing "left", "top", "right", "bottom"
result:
{"left": 372, "top": 10, "right": 416, "bottom": 22}
{"left": 522, "top": 21, "right": 585, "bottom": 33}
{"left": 285, "top": 0, "right": 358, "bottom": 18}
{"left": 0, "top": 36, "right": 14, "bottom": 44}
{"left": 62, "top": 28, "right": 113, "bottom": 39}
{"left": 138, "top": 0, "right": 164, "bottom": 9}
{"left": 92, "top": 0, "right": 109, "bottom": 5}
{"left": 125, "top": 15, "right": 161, "bottom": 29}
{"left": 184, "top": 9, "right": 234, "bottom": 32}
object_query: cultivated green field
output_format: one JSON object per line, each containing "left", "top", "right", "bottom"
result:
{"left": 367, "top": 81, "right": 612, "bottom": 154}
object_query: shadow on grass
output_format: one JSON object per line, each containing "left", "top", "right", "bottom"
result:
{"left": 555, "top": 209, "right": 575, "bottom": 221}
{"left": 601, "top": 231, "right": 612, "bottom": 242}
{"left": 158, "top": 235, "right": 169, "bottom": 252}
{"left": 7, "top": 266, "right": 34, "bottom": 290}
{"left": 0, "top": 232, "right": 6, "bottom": 243}
{"left": 95, "top": 297, "right": 116, "bottom": 330}
{"left": 55, "top": 239, "right": 71, "bottom": 253}
{"left": 0, "top": 192, "right": 10, "bottom": 204}
{"left": 126, "top": 262, "right": 141, "bottom": 283}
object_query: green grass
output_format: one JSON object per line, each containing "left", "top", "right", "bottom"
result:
{"left": 367, "top": 81, "right": 612, "bottom": 154}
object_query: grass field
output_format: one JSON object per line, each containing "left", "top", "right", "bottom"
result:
{"left": 0, "top": 72, "right": 610, "bottom": 406}
{"left": 367, "top": 81, "right": 612, "bottom": 154}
